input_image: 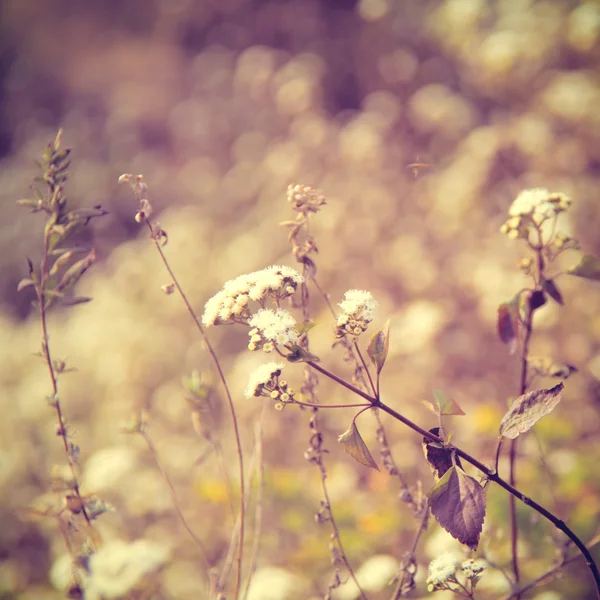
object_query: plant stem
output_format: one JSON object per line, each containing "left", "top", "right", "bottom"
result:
{"left": 304, "top": 360, "right": 600, "bottom": 596}
{"left": 146, "top": 223, "right": 245, "bottom": 598}
{"left": 375, "top": 400, "right": 600, "bottom": 599}
{"left": 40, "top": 229, "right": 93, "bottom": 532}
{"left": 140, "top": 429, "right": 209, "bottom": 568}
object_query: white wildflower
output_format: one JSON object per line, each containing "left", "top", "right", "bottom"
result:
{"left": 245, "top": 362, "right": 285, "bottom": 398}
{"left": 248, "top": 309, "right": 299, "bottom": 351}
{"left": 427, "top": 552, "right": 459, "bottom": 587}
{"left": 335, "top": 289, "right": 377, "bottom": 339}
{"left": 202, "top": 266, "right": 304, "bottom": 327}
{"left": 86, "top": 539, "right": 170, "bottom": 599}
{"left": 508, "top": 188, "right": 572, "bottom": 225}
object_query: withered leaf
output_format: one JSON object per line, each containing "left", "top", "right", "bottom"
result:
{"left": 428, "top": 466, "right": 486, "bottom": 550}
{"left": 499, "top": 383, "right": 564, "bottom": 439}
{"left": 338, "top": 421, "right": 379, "bottom": 470}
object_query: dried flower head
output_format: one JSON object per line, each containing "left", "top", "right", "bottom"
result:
{"left": 248, "top": 309, "right": 299, "bottom": 352}
{"left": 335, "top": 289, "right": 377, "bottom": 340}
{"left": 202, "top": 266, "right": 304, "bottom": 327}
{"left": 287, "top": 183, "right": 327, "bottom": 215}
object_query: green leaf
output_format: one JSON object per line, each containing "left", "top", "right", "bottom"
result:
{"left": 286, "top": 345, "right": 320, "bottom": 363}
{"left": 433, "top": 389, "right": 465, "bottom": 416}
{"left": 428, "top": 466, "right": 486, "bottom": 551}
{"left": 338, "top": 421, "right": 379, "bottom": 470}
{"left": 499, "top": 383, "right": 564, "bottom": 439}
{"left": 367, "top": 320, "right": 390, "bottom": 374}
{"left": 293, "top": 321, "right": 317, "bottom": 336}
{"left": 542, "top": 278, "right": 564, "bottom": 305}
{"left": 567, "top": 255, "right": 600, "bottom": 282}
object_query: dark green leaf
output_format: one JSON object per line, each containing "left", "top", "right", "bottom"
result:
{"left": 542, "top": 278, "right": 563, "bottom": 305}
{"left": 286, "top": 345, "right": 320, "bottom": 363}
{"left": 499, "top": 383, "right": 564, "bottom": 439}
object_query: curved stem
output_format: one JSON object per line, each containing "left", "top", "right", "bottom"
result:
{"left": 146, "top": 223, "right": 245, "bottom": 597}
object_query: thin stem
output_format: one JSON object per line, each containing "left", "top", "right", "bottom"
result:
{"left": 140, "top": 429, "right": 210, "bottom": 569}
{"left": 242, "top": 406, "right": 267, "bottom": 600}
{"left": 390, "top": 501, "right": 429, "bottom": 599}
{"left": 146, "top": 222, "right": 245, "bottom": 598}
{"left": 307, "top": 361, "right": 375, "bottom": 404}
{"left": 353, "top": 343, "right": 377, "bottom": 398}
{"left": 293, "top": 399, "right": 372, "bottom": 409}
{"left": 39, "top": 231, "right": 93, "bottom": 532}
{"left": 510, "top": 257, "right": 536, "bottom": 597}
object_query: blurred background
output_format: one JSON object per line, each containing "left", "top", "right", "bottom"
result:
{"left": 1, "top": 0, "right": 600, "bottom": 598}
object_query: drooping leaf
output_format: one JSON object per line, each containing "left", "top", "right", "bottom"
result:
{"left": 338, "top": 421, "right": 379, "bottom": 470}
{"left": 542, "top": 278, "right": 564, "bottom": 305}
{"left": 367, "top": 320, "right": 390, "bottom": 374}
{"left": 567, "top": 255, "right": 600, "bottom": 282}
{"left": 286, "top": 345, "right": 320, "bottom": 363}
{"left": 422, "top": 427, "right": 462, "bottom": 480}
{"left": 497, "top": 301, "right": 518, "bottom": 354}
{"left": 499, "top": 383, "right": 564, "bottom": 439}
{"left": 433, "top": 389, "right": 465, "bottom": 416}
{"left": 428, "top": 466, "right": 486, "bottom": 550}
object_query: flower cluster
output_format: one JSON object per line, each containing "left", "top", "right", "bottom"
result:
{"left": 426, "top": 552, "right": 459, "bottom": 591}
{"left": 500, "top": 188, "right": 572, "bottom": 239}
{"left": 334, "top": 289, "right": 378, "bottom": 340}
{"left": 287, "top": 183, "right": 327, "bottom": 215}
{"left": 426, "top": 553, "right": 486, "bottom": 594}
{"left": 248, "top": 309, "right": 299, "bottom": 352}
{"left": 202, "top": 265, "right": 304, "bottom": 327}
{"left": 245, "top": 362, "right": 296, "bottom": 410}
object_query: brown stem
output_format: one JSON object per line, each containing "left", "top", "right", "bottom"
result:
{"left": 39, "top": 233, "right": 94, "bottom": 533}
{"left": 146, "top": 222, "right": 245, "bottom": 598}
{"left": 140, "top": 429, "right": 210, "bottom": 568}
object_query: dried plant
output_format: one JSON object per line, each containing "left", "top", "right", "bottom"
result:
{"left": 17, "top": 130, "right": 109, "bottom": 596}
